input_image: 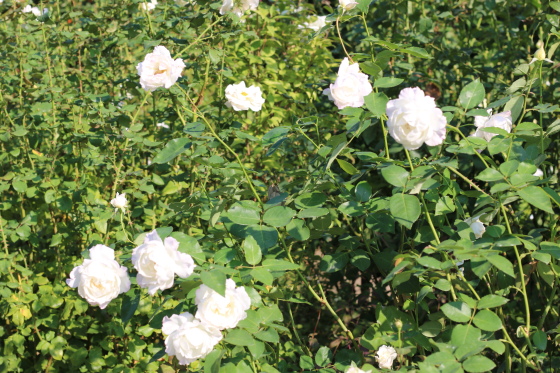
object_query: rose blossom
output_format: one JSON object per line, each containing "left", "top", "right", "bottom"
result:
{"left": 299, "top": 15, "right": 328, "bottom": 32}
{"left": 162, "top": 312, "right": 223, "bottom": 366}
{"left": 22, "top": 4, "right": 48, "bottom": 17}
{"left": 225, "top": 81, "right": 265, "bottom": 111}
{"left": 471, "top": 109, "right": 512, "bottom": 142}
{"left": 132, "top": 230, "right": 196, "bottom": 295}
{"left": 220, "top": 0, "right": 259, "bottom": 17}
{"left": 386, "top": 87, "right": 447, "bottom": 150}
{"left": 346, "top": 361, "right": 372, "bottom": 373}
{"left": 136, "top": 46, "right": 185, "bottom": 92}
{"left": 376, "top": 345, "right": 397, "bottom": 370}
{"left": 139, "top": 0, "right": 157, "bottom": 11}
{"left": 66, "top": 245, "right": 130, "bottom": 309}
{"left": 323, "top": 57, "right": 373, "bottom": 110}
{"left": 340, "top": 0, "right": 358, "bottom": 11}
{"left": 195, "top": 278, "right": 251, "bottom": 330}
{"left": 464, "top": 215, "right": 485, "bottom": 239}
{"left": 110, "top": 192, "right": 128, "bottom": 211}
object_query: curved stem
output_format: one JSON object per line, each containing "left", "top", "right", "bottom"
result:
{"left": 336, "top": 15, "right": 352, "bottom": 61}
{"left": 177, "top": 16, "right": 223, "bottom": 56}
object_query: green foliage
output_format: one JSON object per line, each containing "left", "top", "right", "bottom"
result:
{"left": 1, "top": 0, "right": 560, "bottom": 372}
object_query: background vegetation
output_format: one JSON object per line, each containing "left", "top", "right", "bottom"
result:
{"left": 1, "top": 0, "right": 559, "bottom": 372}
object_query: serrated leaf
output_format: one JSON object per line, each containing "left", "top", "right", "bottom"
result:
{"left": 459, "top": 80, "right": 485, "bottom": 110}
{"left": 517, "top": 186, "right": 554, "bottom": 214}
{"left": 472, "top": 310, "right": 502, "bottom": 331}
{"left": 389, "top": 194, "right": 421, "bottom": 229}
{"left": 441, "top": 302, "right": 472, "bottom": 323}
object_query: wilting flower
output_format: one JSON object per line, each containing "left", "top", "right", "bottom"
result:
{"left": 225, "top": 81, "right": 265, "bottom": 111}
{"left": 139, "top": 0, "right": 157, "bottom": 11}
{"left": 376, "top": 345, "right": 397, "bottom": 370}
{"left": 220, "top": 0, "right": 259, "bottom": 17}
{"left": 472, "top": 109, "right": 512, "bottom": 142}
{"left": 132, "top": 230, "right": 196, "bottom": 295}
{"left": 22, "top": 4, "right": 48, "bottom": 17}
{"left": 66, "top": 245, "right": 130, "bottom": 309}
{"left": 464, "top": 215, "right": 485, "bottom": 239}
{"left": 195, "top": 278, "right": 251, "bottom": 330}
{"left": 162, "top": 312, "right": 223, "bottom": 366}
{"left": 299, "top": 15, "right": 328, "bottom": 32}
{"left": 323, "top": 57, "right": 373, "bottom": 110}
{"left": 110, "top": 192, "right": 128, "bottom": 211}
{"left": 386, "top": 87, "right": 447, "bottom": 150}
{"left": 346, "top": 361, "right": 372, "bottom": 373}
{"left": 136, "top": 46, "right": 185, "bottom": 92}
{"left": 339, "top": 0, "right": 358, "bottom": 11}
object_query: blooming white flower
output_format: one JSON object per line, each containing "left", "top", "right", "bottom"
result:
{"left": 376, "top": 345, "right": 397, "bottom": 370}
{"left": 136, "top": 46, "right": 185, "bottom": 92}
{"left": 66, "top": 245, "right": 130, "bottom": 309}
{"left": 386, "top": 87, "right": 447, "bottom": 150}
{"left": 464, "top": 215, "right": 485, "bottom": 239}
{"left": 195, "top": 278, "right": 251, "bottom": 330}
{"left": 157, "top": 122, "right": 170, "bottom": 129}
{"left": 162, "top": 312, "right": 223, "bottom": 366}
{"left": 533, "top": 168, "right": 544, "bottom": 177}
{"left": 340, "top": 0, "right": 358, "bottom": 11}
{"left": 110, "top": 192, "right": 128, "bottom": 211}
{"left": 132, "top": 230, "right": 196, "bottom": 295}
{"left": 299, "top": 15, "right": 328, "bottom": 32}
{"left": 323, "top": 57, "right": 373, "bottom": 110}
{"left": 346, "top": 361, "right": 372, "bottom": 373}
{"left": 472, "top": 109, "right": 512, "bottom": 142}
{"left": 220, "top": 0, "right": 259, "bottom": 17}
{"left": 139, "top": 0, "right": 157, "bottom": 11}
{"left": 225, "top": 81, "right": 265, "bottom": 111}
{"left": 22, "top": 4, "right": 47, "bottom": 17}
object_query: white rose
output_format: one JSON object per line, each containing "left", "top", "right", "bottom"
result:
{"left": 220, "top": 0, "right": 259, "bottom": 17}
{"left": 323, "top": 57, "right": 373, "bottom": 110}
{"left": 299, "top": 15, "right": 328, "bottom": 32}
{"left": 132, "top": 230, "right": 196, "bottom": 295}
{"left": 66, "top": 245, "right": 131, "bottom": 309}
{"left": 139, "top": 0, "right": 157, "bottom": 11}
{"left": 346, "top": 361, "right": 372, "bottom": 373}
{"left": 471, "top": 110, "right": 512, "bottom": 142}
{"left": 110, "top": 192, "right": 128, "bottom": 211}
{"left": 136, "top": 46, "right": 185, "bottom": 92}
{"left": 464, "top": 215, "right": 485, "bottom": 239}
{"left": 162, "top": 312, "right": 223, "bottom": 366}
{"left": 195, "top": 278, "right": 251, "bottom": 330}
{"left": 340, "top": 0, "right": 358, "bottom": 11}
{"left": 156, "top": 122, "right": 170, "bottom": 129}
{"left": 386, "top": 87, "right": 447, "bottom": 150}
{"left": 376, "top": 345, "right": 397, "bottom": 370}
{"left": 22, "top": 5, "right": 47, "bottom": 17}
{"left": 225, "top": 81, "right": 265, "bottom": 112}
{"left": 533, "top": 168, "right": 544, "bottom": 177}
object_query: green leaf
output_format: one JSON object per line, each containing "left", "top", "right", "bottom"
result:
{"left": 297, "top": 207, "right": 329, "bottom": 218}
{"left": 319, "top": 253, "right": 349, "bottom": 273}
{"left": 532, "top": 330, "right": 547, "bottom": 351}
{"left": 472, "top": 310, "right": 502, "bottom": 331}
{"left": 459, "top": 80, "right": 485, "bottom": 110}
{"left": 355, "top": 181, "right": 372, "bottom": 202}
{"left": 300, "top": 356, "right": 315, "bottom": 370}
{"left": 475, "top": 168, "right": 503, "bottom": 182}
{"left": 227, "top": 202, "right": 261, "bottom": 225}
{"left": 389, "top": 194, "right": 421, "bottom": 229}
{"left": 477, "top": 295, "right": 509, "bottom": 309}
{"left": 350, "top": 250, "right": 371, "bottom": 271}
{"left": 121, "top": 289, "right": 140, "bottom": 325}
{"left": 540, "top": 242, "right": 560, "bottom": 259}
{"left": 286, "top": 219, "right": 310, "bottom": 241}
{"left": 254, "top": 328, "right": 279, "bottom": 343}
{"left": 336, "top": 159, "right": 359, "bottom": 175}
{"left": 364, "top": 92, "right": 389, "bottom": 117}
{"left": 485, "top": 255, "right": 514, "bottom": 278}
{"left": 441, "top": 302, "right": 472, "bottom": 323}
{"left": 152, "top": 138, "right": 192, "bottom": 164}
{"left": 261, "top": 259, "right": 300, "bottom": 272}
{"left": 462, "top": 355, "right": 496, "bottom": 373}
{"left": 243, "top": 236, "right": 262, "bottom": 265}
{"left": 263, "top": 206, "right": 295, "bottom": 227}
{"left": 315, "top": 346, "right": 332, "bottom": 367}
{"left": 224, "top": 329, "right": 255, "bottom": 346}
{"left": 374, "top": 77, "right": 404, "bottom": 88}
{"left": 251, "top": 268, "right": 274, "bottom": 286}
{"left": 204, "top": 349, "right": 224, "bottom": 373}
{"left": 245, "top": 225, "right": 278, "bottom": 250}
{"left": 381, "top": 165, "right": 409, "bottom": 187}
{"left": 201, "top": 270, "right": 226, "bottom": 297}
{"left": 294, "top": 193, "right": 327, "bottom": 209}
{"left": 517, "top": 186, "right": 554, "bottom": 214}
